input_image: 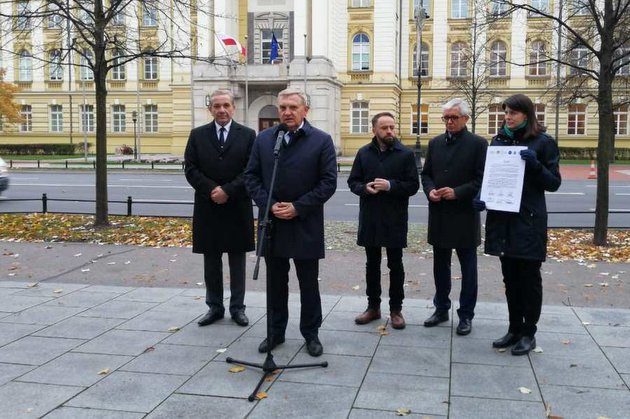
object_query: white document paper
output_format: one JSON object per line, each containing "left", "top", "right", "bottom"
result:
{"left": 480, "top": 146, "right": 527, "bottom": 213}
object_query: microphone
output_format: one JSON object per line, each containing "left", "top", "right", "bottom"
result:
{"left": 273, "top": 123, "right": 288, "bottom": 156}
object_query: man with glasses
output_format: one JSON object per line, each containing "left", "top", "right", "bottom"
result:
{"left": 420, "top": 98, "right": 488, "bottom": 336}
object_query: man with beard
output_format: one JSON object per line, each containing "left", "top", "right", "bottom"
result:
{"left": 348, "top": 112, "right": 419, "bottom": 329}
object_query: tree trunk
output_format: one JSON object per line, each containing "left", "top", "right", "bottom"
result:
{"left": 594, "top": 77, "right": 613, "bottom": 246}
{"left": 94, "top": 68, "right": 109, "bottom": 227}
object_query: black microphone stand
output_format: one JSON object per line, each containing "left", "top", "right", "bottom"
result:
{"left": 226, "top": 131, "right": 327, "bottom": 402}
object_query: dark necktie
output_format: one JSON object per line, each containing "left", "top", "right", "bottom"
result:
{"left": 219, "top": 127, "right": 226, "bottom": 147}
{"left": 285, "top": 131, "right": 296, "bottom": 146}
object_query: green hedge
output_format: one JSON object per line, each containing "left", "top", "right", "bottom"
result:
{"left": 559, "top": 147, "right": 630, "bottom": 160}
{"left": 0, "top": 143, "right": 90, "bottom": 155}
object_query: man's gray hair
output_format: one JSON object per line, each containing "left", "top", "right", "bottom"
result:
{"left": 209, "top": 89, "right": 235, "bottom": 106}
{"left": 278, "top": 87, "right": 309, "bottom": 107}
{"left": 442, "top": 98, "right": 470, "bottom": 117}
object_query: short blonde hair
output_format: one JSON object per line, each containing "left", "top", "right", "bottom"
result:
{"left": 277, "top": 87, "right": 309, "bottom": 107}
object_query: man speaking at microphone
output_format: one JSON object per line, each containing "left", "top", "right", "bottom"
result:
{"left": 244, "top": 88, "right": 337, "bottom": 357}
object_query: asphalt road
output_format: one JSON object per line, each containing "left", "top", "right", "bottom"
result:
{"left": 1, "top": 170, "right": 629, "bottom": 228}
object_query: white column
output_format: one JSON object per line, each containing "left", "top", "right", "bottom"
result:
{"left": 432, "top": 0, "right": 448, "bottom": 79}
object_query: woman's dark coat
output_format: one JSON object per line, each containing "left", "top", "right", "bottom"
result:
{"left": 244, "top": 120, "right": 337, "bottom": 259}
{"left": 184, "top": 120, "right": 256, "bottom": 254}
{"left": 348, "top": 138, "right": 419, "bottom": 248}
{"left": 421, "top": 128, "right": 488, "bottom": 248}
{"left": 484, "top": 127, "right": 561, "bottom": 261}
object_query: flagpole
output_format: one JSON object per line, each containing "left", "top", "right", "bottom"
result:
{"left": 303, "top": 33, "right": 307, "bottom": 96}
{"left": 244, "top": 35, "right": 249, "bottom": 128}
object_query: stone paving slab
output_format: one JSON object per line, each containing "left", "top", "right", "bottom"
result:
{"left": 0, "top": 283, "right": 629, "bottom": 418}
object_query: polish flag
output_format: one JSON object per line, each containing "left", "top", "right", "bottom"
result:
{"left": 218, "top": 34, "right": 246, "bottom": 56}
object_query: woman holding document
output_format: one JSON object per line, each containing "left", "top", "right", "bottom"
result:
{"left": 473, "top": 94, "right": 561, "bottom": 355}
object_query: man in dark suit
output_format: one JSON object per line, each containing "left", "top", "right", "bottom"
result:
{"left": 420, "top": 98, "right": 488, "bottom": 335}
{"left": 244, "top": 87, "right": 337, "bottom": 357}
{"left": 348, "top": 112, "right": 419, "bottom": 330}
{"left": 184, "top": 89, "right": 256, "bottom": 327}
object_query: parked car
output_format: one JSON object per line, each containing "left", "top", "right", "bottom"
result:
{"left": 0, "top": 157, "right": 9, "bottom": 195}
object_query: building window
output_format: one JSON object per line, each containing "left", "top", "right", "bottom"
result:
{"left": 144, "top": 104, "right": 158, "bottom": 133}
{"left": 81, "top": 104, "right": 95, "bottom": 132}
{"left": 143, "top": 1, "right": 158, "bottom": 26}
{"left": 351, "top": 0, "right": 371, "bottom": 7}
{"left": 529, "top": 41, "right": 547, "bottom": 76}
{"left": 450, "top": 42, "right": 467, "bottom": 77}
{"left": 112, "top": 11, "right": 125, "bottom": 26}
{"left": 488, "top": 104, "right": 503, "bottom": 136}
{"left": 20, "top": 105, "right": 32, "bottom": 132}
{"left": 77, "top": 0, "right": 94, "bottom": 25}
{"left": 261, "top": 29, "right": 283, "bottom": 64}
{"left": 19, "top": 50, "right": 33, "bottom": 81}
{"left": 111, "top": 49, "right": 126, "bottom": 80}
{"left": 614, "top": 105, "right": 628, "bottom": 136}
{"left": 16, "top": 1, "right": 31, "bottom": 30}
{"left": 48, "top": 5, "right": 63, "bottom": 28}
{"left": 411, "top": 104, "right": 429, "bottom": 135}
{"left": 489, "top": 41, "right": 507, "bottom": 77}
{"left": 112, "top": 104, "right": 126, "bottom": 133}
{"left": 50, "top": 105, "right": 63, "bottom": 132}
{"left": 350, "top": 101, "right": 369, "bottom": 134}
{"left": 414, "top": 0, "right": 432, "bottom": 15}
{"left": 413, "top": 43, "right": 430, "bottom": 77}
{"left": 535, "top": 104, "right": 546, "bottom": 126}
{"left": 567, "top": 104, "right": 586, "bottom": 135}
{"left": 530, "top": 0, "right": 549, "bottom": 14}
{"left": 572, "top": 0, "right": 589, "bottom": 15}
{"left": 352, "top": 33, "right": 370, "bottom": 71}
{"left": 80, "top": 49, "right": 94, "bottom": 80}
{"left": 451, "top": 0, "right": 468, "bottom": 19}
{"left": 617, "top": 45, "right": 630, "bottom": 76}
{"left": 491, "top": 0, "right": 509, "bottom": 16}
{"left": 143, "top": 53, "right": 158, "bottom": 80}
{"left": 569, "top": 44, "right": 589, "bottom": 75}
{"left": 49, "top": 50, "right": 63, "bottom": 81}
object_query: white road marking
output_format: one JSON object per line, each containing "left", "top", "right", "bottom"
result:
{"left": 588, "top": 208, "right": 630, "bottom": 212}
{"left": 586, "top": 185, "right": 630, "bottom": 188}
{"left": 12, "top": 183, "right": 191, "bottom": 189}
{"left": 116, "top": 178, "right": 173, "bottom": 182}
{"left": 345, "top": 203, "right": 427, "bottom": 208}
{"left": 545, "top": 192, "right": 585, "bottom": 195}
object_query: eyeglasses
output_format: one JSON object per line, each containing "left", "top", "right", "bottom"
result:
{"left": 441, "top": 115, "right": 462, "bottom": 122}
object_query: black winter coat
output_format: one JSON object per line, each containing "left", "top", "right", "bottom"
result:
{"left": 184, "top": 120, "right": 256, "bottom": 254}
{"left": 348, "top": 139, "right": 419, "bottom": 248}
{"left": 484, "top": 127, "right": 561, "bottom": 261}
{"left": 244, "top": 120, "right": 337, "bottom": 259}
{"left": 421, "top": 128, "right": 488, "bottom": 248}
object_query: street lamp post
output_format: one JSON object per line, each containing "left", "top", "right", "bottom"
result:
{"left": 132, "top": 111, "right": 138, "bottom": 161}
{"left": 414, "top": 3, "right": 428, "bottom": 171}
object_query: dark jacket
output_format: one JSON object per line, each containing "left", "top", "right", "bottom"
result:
{"left": 184, "top": 120, "right": 256, "bottom": 254}
{"left": 484, "top": 127, "right": 561, "bottom": 261}
{"left": 348, "top": 138, "right": 419, "bottom": 248}
{"left": 244, "top": 120, "right": 337, "bottom": 259}
{"left": 421, "top": 128, "right": 488, "bottom": 248}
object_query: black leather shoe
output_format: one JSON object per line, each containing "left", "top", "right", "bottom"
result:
{"left": 511, "top": 336, "right": 536, "bottom": 356}
{"left": 456, "top": 318, "right": 472, "bottom": 335}
{"left": 424, "top": 310, "right": 449, "bottom": 327}
{"left": 231, "top": 311, "right": 249, "bottom": 327}
{"left": 492, "top": 332, "right": 521, "bottom": 348}
{"left": 305, "top": 337, "right": 323, "bottom": 357}
{"left": 197, "top": 309, "right": 224, "bottom": 326}
{"left": 258, "top": 336, "right": 285, "bottom": 353}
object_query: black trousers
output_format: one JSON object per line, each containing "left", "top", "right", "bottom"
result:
{"left": 364, "top": 246, "right": 404, "bottom": 312}
{"left": 203, "top": 251, "right": 246, "bottom": 316}
{"left": 432, "top": 247, "right": 478, "bottom": 320}
{"left": 500, "top": 257, "right": 543, "bottom": 338}
{"left": 265, "top": 257, "right": 321, "bottom": 341}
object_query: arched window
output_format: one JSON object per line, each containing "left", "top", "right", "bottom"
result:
{"left": 569, "top": 44, "right": 589, "bottom": 75}
{"left": 19, "top": 50, "right": 32, "bottom": 81}
{"left": 352, "top": 33, "right": 370, "bottom": 71}
{"left": 529, "top": 41, "right": 547, "bottom": 76}
{"left": 413, "top": 43, "right": 430, "bottom": 77}
{"left": 489, "top": 41, "right": 507, "bottom": 77}
{"left": 143, "top": 51, "right": 158, "bottom": 80}
{"left": 80, "top": 48, "right": 94, "bottom": 80}
{"left": 450, "top": 42, "right": 467, "bottom": 77}
{"left": 49, "top": 49, "right": 63, "bottom": 80}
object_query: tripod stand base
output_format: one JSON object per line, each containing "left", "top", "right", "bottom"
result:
{"left": 227, "top": 353, "right": 328, "bottom": 402}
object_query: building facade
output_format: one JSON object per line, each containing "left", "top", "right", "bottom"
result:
{"left": 2, "top": 0, "right": 629, "bottom": 156}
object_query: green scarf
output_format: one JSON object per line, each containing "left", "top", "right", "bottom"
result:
{"left": 503, "top": 120, "right": 528, "bottom": 138}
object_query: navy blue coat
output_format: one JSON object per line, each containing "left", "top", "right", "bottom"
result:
{"left": 244, "top": 120, "right": 337, "bottom": 259}
{"left": 484, "top": 128, "right": 561, "bottom": 261}
{"left": 348, "top": 139, "right": 419, "bottom": 248}
{"left": 184, "top": 120, "right": 256, "bottom": 254}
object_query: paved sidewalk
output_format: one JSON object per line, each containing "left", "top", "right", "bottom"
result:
{"left": 1, "top": 282, "right": 629, "bottom": 418}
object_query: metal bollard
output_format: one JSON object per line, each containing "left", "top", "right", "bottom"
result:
{"left": 65, "top": 160, "right": 68, "bottom": 169}
{"left": 93, "top": 161, "right": 96, "bottom": 169}
{"left": 127, "top": 196, "right": 132, "bottom": 216}
{"left": 9, "top": 160, "right": 13, "bottom": 169}
{"left": 37, "top": 160, "right": 40, "bottom": 168}
{"left": 42, "top": 193, "right": 48, "bottom": 214}
{"left": 122, "top": 160, "right": 125, "bottom": 169}
{"left": 151, "top": 161, "right": 155, "bottom": 170}
{"left": 337, "top": 162, "right": 341, "bottom": 172}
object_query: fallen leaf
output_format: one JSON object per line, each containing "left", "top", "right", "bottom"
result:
{"left": 599, "top": 272, "right": 610, "bottom": 276}
{"left": 216, "top": 348, "right": 227, "bottom": 353}
{"left": 143, "top": 346, "right": 155, "bottom": 353}
{"left": 597, "top": 416, "right": 611, "bottom": 419}
{"left": 532, "top": 347, "right": 543, "bottom": 353}
{"left": 599, "top": 282, "right": 609, "bottom": 287}
{"left": 561, "top": 339, "right": 571, "bottom": 345}
{"left": 167, "top": 327, "right": 180, "bottom": 332}
{"left": 518, "top": 386, "right": 532, "bottom": 394}
{"left": 351, "top": 285, "right": 360, "bottom": 290}
{"left": 26, "top": 282, "right": 38, "bottom": 288}
{"left": 584, "top": 284, "right": 593, "bottom": 287}
{"left": 8, "top": 273, "right": 15, "bottom": 277}
{"left": 81, "top": 268, "right": 90, "bottom": 273}
{"left": 196, "top": 282, "right": 203, "bottom": 286}
{"left": 74, "top": 253, "right": 82, "bottom": 257}
{"left": 124, "top": 261, "right": 131, "bottom": 265}
{"left": 53, "top": 289, "right": 63, "bottom": 294}
{"left": 255, "top": 392, "right": 267, "bottom": 400}
{"left": 582, "top": 321, "right": 591, "bottom": 325}
{"left": 107, "top": 262, "right": 116, "bottom": 265}
{"left": 97, "top": 368, "right": 110, "bottom": 375}
{"left": 496, "top": 348, "right": 507, "bottom": 353}
{"left": 229, "top": 366, "right": 245, "bottom": 373}
{"left": 380, "top": 330, "right": 389, "bottom": 336}
{"left": 395, "top": 407, "right": 411, "bottom": 416}
{"left": 377, "top": 325, "right": 387, "bottom": 332}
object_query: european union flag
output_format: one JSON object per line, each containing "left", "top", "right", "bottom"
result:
{"left": 270, "top": 33, "right": 279, "bottom": 63}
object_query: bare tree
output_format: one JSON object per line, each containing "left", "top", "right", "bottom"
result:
{"left": 501, "top": 0, "right": 630, "bottom": 246}
{"left": 0, "top": 0, "right": 230, "bottom": 226}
